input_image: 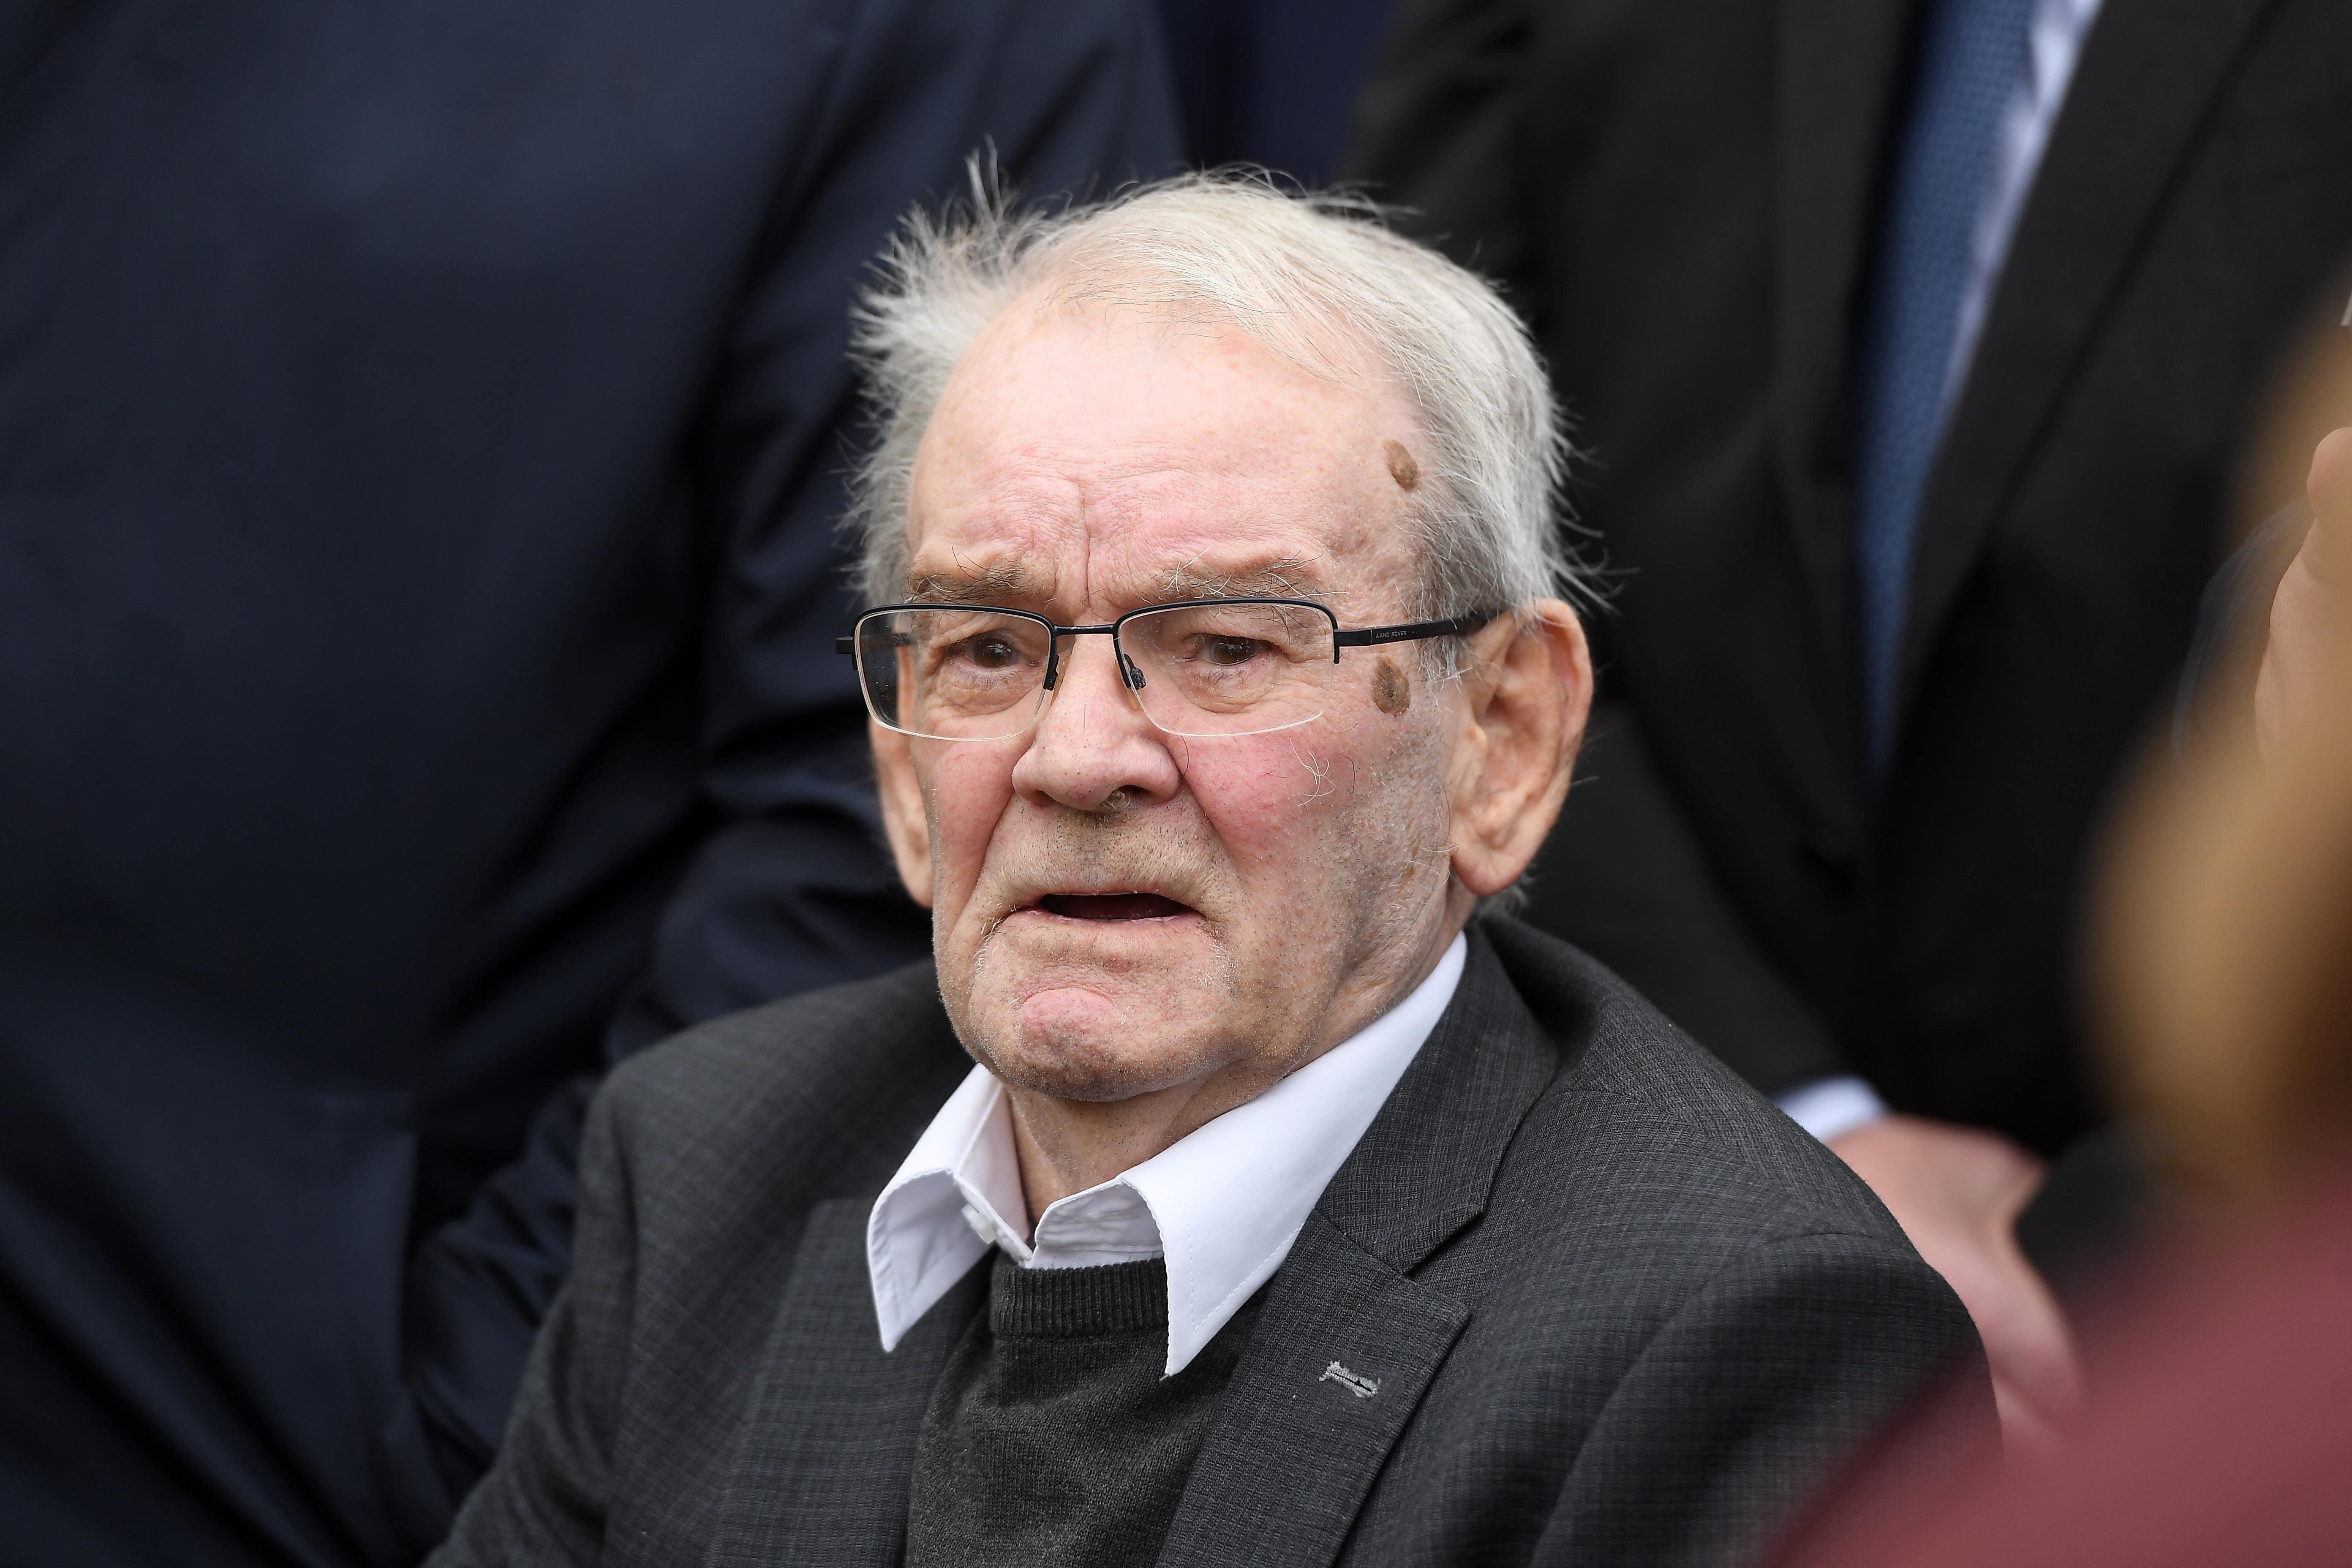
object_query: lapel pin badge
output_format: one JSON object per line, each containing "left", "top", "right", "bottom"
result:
{"left": 1320, "top": 1360, "right": 1379, "bottom": 1399}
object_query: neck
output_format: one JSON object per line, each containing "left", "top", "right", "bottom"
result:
{"left": 1001, "top": 905, "right": 1468, "bottom": 1220}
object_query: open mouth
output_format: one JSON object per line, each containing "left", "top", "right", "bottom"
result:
{"left": 1034, "top": 893, "right": 1194, "bottom": 921}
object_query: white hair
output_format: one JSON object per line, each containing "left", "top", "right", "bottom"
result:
{"left": 843, "top": 169, "right": 1584, "bottom": 626}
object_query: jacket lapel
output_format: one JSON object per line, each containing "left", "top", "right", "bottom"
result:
{"left": 1157, "top": 929, "right": 1560, "bottom": 1568}
{"left": 704, "top": 1199, "right": 985, "bottom": 1568}
{"left": 1895, "top": 0, "right": 2280, "bottom": 723}
{"left": 1772, "top": 0, "right": 1915, "bottom": 688}
{"left": 1154, "top": 1212, "right": 1470, "bottom": 1568}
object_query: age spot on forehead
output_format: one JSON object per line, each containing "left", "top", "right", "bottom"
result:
{"left": 1383, "top": 439, "right": 1420, "bottom": 491}
{"left": 1372, "top": 656, "right": 1411, "bottom": 716}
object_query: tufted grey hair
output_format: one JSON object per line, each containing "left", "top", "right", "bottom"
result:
{"left": 841, "top": 168, "right": 1587, "bottom": 629}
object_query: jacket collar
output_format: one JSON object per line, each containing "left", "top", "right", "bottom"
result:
{"left": 864, "top": 935, "right": 1468, "bottom": 1376}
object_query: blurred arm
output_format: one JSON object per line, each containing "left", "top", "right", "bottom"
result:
{"left": 2257, "top": 427, "right": 2352, "bottom": 759}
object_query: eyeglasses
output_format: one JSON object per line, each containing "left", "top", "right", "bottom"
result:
{"left": 836, "top": 598, "right": 1497, "bottom": 741}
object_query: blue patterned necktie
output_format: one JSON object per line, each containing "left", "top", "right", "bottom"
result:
{"left": 1850, "top": 0, "right": 2039, "bottom": 779}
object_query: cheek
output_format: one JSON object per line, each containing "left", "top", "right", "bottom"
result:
{"left": 1179, "top": 730, "right": 1368, "bottom": 882}
{"left": 919, "top": 745, "right": 1020, "bottom": 901}
{"left": 1258, "top": 705, "right": 1451, "bottom": 863}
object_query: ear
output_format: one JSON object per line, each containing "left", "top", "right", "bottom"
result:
{"left": 1446, "top": 599, "right": 1592, "bottom": 898}
{"left": 870, "top": 719, "right": 935, "bottom": 909}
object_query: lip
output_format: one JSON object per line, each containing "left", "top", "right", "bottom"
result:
{"left": 1029, "top": 891, "right": 1196, "bottom": 922}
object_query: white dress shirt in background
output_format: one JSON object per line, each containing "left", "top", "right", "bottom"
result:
{"left": 1785, "top": 0, "right": 2104, "bottom": 1144}
{"left": 867, "top": 933, "right": 1467, "bottom": 1375}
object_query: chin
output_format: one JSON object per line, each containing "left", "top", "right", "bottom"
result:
{"left": 974, "top": 982, "right": 1224, "bottom": 1104}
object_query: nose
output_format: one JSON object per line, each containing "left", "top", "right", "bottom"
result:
{"left": 1011, "top": 633, "right": 1182, "bottom": 811}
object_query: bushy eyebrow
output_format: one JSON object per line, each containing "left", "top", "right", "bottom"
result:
{"left": 900, "top": 555, "right": 1333, "bottom": 610}
{"left": 1144, "top": 558, "right": 1328, "bottom": 604}
{"left": 905, "top": 561, "right": 1034, "bottom": 603}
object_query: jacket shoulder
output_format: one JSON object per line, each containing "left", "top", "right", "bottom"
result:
{"left": 597, "top": 959, "right": 971, "bottom": 1210}
{"left": 1481, "top": 916, "right": 1908, "bottom": 1250}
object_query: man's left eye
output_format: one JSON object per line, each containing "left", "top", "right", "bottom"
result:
{"left": 1200, "top": 635, "right": 1263, "bottom": 666}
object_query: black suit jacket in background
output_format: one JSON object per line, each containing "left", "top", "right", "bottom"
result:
{"left": 432, "top": 920, "right": 1987, "bottom": 1568}
{"left": 1346, "top": 0, "right": 2352, "bottom": 1158}
{"left": 0, "top": 3, "right": 1178, "bottom": 1563}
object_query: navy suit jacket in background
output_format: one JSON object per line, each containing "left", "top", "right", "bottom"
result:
{"left": 0, "top": 2, "right": 1179, "bottom": 1563}
{"left": 1155, "top": 0, "right": 1396, "bottom": 185}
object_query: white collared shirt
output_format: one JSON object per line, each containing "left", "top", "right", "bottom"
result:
{"left": 866, "top": 934, "right": 1467, "bottom": 1376}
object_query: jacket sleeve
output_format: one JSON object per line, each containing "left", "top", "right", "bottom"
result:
{"left": 426, "top": 1088, "right": 637, "bottom": 1568}
{"left": 1529, "top": 705, "right": 1854, "bottom": 1096}
{"left": 1342, "top": 0, "right": 1534, "bottom": 296}
{"left": 1534, "top": 1230, "right": 1993, "bottom": 1568}
{"left": 397, "top": 0, "right": 1185, "bottom": 1545}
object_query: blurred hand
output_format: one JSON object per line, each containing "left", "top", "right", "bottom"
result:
{"left": 2256, "top": 426, "right": 2352, "bottom": 759}
{"left": 1829, "top": 1114, "right": 2082, "bottom": 1457}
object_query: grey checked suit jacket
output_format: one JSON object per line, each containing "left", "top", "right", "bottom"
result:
{"left": 431, "top": 919, "right": 1987, "bottom": 1567}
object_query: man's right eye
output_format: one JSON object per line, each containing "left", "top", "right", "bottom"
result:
{"left": 958, "top": 635, "right": 1023, "bottom": 670}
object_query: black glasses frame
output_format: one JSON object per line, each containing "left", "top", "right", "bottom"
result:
{"left": 835, "top": 598, "right": 1498, "bottom": 696}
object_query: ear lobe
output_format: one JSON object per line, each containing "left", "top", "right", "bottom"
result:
{"left": 870, "top": 720, "right": 935, "bottom": 908}
{"left": 1449, "top": 601, "right": 1592, "bottom": 897}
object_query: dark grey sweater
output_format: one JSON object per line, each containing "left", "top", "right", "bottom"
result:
{"left": 906, "top": 1254, "right": 1263, "bottom": 1566}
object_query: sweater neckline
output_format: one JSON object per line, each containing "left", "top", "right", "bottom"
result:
{"left": 988, "top": 1253, "right": 1168, "bottom": 1339}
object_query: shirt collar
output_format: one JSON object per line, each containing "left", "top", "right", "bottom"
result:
{"left": 866, "top": 932, "right": 1468, "bottom": 1375}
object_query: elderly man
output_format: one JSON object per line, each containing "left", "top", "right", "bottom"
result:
{"left": 430, "top": 178, "right": 1985, "bottom": 1568}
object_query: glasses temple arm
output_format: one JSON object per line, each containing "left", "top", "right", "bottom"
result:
{"left": 1332, "top": 610, "right": 1501, "bottom": 650}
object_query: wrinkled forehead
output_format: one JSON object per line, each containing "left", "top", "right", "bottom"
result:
{"left": 902, "top": 302, "right": 1422, "bottom": 617}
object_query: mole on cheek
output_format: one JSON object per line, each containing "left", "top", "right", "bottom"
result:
{"left": 1372, "top": 656, "right": 1411, "bottom": 716}
{"left": 1383, "top": 439, "right": 1420, "bottom": 490}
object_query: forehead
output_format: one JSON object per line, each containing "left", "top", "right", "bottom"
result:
{"left": 904, "top": 303, "right": 1417, "bottom": 610}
